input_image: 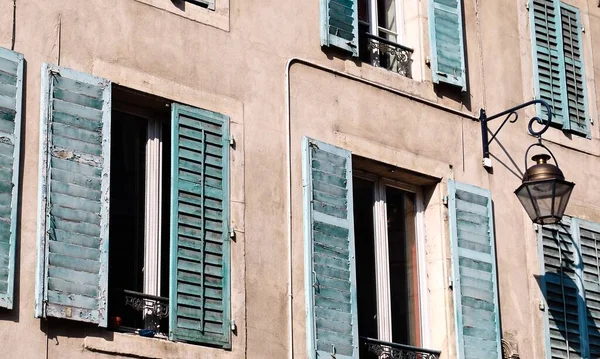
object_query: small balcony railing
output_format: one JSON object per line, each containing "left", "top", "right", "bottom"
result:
{"left": 109, "top": 288, "right": 169, "bottom": 335}
{"left": 361, "top": 337, "right": 441, "bottom": 359}
{"left": 358, "top": 21, "right": 414, "bottom": 79}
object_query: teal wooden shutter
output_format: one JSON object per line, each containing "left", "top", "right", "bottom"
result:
{"left": 576, "top": 219, "right": 600, "bottom": 357}
{"left": 169, "top": 103, "right": 230, "bottom": 348}
{"left": 0, "top": 47, "right": 23, "bottom": 310}
{"left": 320, "top": 0, "right": 359, "bottom": 57}
{"left": 530, "top": 0, "right": 567, "bottom": 126}
{"left": 185, "top": 0, "right": 215, "bottom": 10}
{"left": 559, "top": 4, "right": 589, "bottom": 136}
{"left": 302, "top": 137, "right": 358, "bottom": 359}
{"left": 539, "top": 220, "right": 585, "bottom": 359}
{"left": 35, "top": 64, "right": 111, "bottom": 326}
{"left": 448, "top": 180, "right": 501, "bottom": 359}
{"left": 429, "top": 0, "right": 467, "bottom": 90}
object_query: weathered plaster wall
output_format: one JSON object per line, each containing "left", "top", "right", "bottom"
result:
{"left": 0, "top": 0, "right": 600, "bottom": 358}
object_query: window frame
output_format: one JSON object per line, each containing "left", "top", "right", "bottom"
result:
{"left": 353, "top": 169, "right": 427, "bottom": 346}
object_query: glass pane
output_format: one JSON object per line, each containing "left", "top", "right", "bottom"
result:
{"left": 386, "top": 186, "right": 420, "bottom": 346}
{"left": 377, "top": 0, "right": 397, "bottom": 39}
{"left": 358, "top": 0, "right": 370, "bottom": 23}
{"left": 353, "top": 177, "right": 378, "bottom": 355}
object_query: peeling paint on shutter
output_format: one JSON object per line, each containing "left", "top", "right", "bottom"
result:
{"left": 35, "top": 64, "right": 111, "bottom": 327}
{"left": 169, "top": 104, "right": 230, "bottom": 348}
{"left": 320, "top": 0, "right": 359, "bottom": 56}
{"left": 302, "top": 137, "right": 358, "bottom": 359}
{"left": 448, "top": 180, "right": 501, "bottom": 359}
{"left": 559, "top": 4, "right": 589, "bottom": 136}
{"left": 429, "top": 0, "right": 466, "bottom": 90}
{"left": 0, "top": 47, "right": 23, "bottom": 310}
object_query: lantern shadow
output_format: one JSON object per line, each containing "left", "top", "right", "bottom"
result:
{"left": 535, "top": 223, "right": 600, "bottom": 358}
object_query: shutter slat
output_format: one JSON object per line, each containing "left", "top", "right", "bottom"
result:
{"left": 303, "top": 137, "right": 358, "bottom": 359}
{"left": 429, "top": 0, "right": 466, "bottom": 90}
{"left": 35, "top": 64, "right": 110, "bottom": 326}
{"left": 0, "top": 48, "right": 21, "bottom": 310}
{"left": 169, "top": 104, "right": 230, "bottom": 348}
{"left": 448, "top": 180, "right": 501, "bottom": 359}
{"left": 320, "top": 0, "right": 359, "bottom": 56}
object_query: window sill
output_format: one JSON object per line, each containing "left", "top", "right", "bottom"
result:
{"left": 84, "top": 331, "right": 236, "bottom": 359}
{"left": 538, "top": 126, "right": 600, "bottom": 157}
{"left": 133, "top": 0, "right": 229, "bottom": 31}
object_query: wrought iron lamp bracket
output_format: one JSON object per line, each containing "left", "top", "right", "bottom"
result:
{"left": 480, "top": 99, "right": 553, "bottom": 168}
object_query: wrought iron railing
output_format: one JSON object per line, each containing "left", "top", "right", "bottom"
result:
{"left": 358, "top": 21, "right": 414, "bottom": 78}
{"left": 361, "top": 337, "right": 441, "bottom": 359}
{"left": 122, "top": 289, "right": 169, "bottom": 319}
{"left": 110, "top": 288, "right": 169, "bottom": 334}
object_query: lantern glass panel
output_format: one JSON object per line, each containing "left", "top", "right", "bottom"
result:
{"left": 514, "top": 179, "right": 574, "bottom": 225}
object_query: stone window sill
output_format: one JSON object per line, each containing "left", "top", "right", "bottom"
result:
{"left": 133, "top": 0, "right": 230, "bottom": 31}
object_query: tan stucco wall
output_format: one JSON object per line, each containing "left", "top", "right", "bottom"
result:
{"left": 1, "top": 0, "right": 600, "bottom": 358}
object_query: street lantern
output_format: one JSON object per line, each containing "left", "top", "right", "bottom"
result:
{"left": 480, "top": 99, "right": 575, "bottom": 225}
{"left": 514, "top": 154, "right": 575, "bottom": 225}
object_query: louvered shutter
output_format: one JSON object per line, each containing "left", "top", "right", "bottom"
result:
{"left": 184, "top": 0, "right": 215, "bottom": 10}
{"left": 169, "top": 104, "right": 231, "bottom": 348}
{"left": 302, "top": 137, "right": 358, "bottom": 359}
{"left": 0, "top": 48, "right": 23, "bottom": 310}
{"left": 531, "top": 0, "right": 567, "bottom": 126}
{"left": 559, "top": 4, "right": 589, "bottom": 136}
{"left": 320, "top": 0, "right": 359, "bottom": 56}
{"left": 576, "top": 219, "right": 600, "bottom": 357}
{"left": 35, "top": 64, "right": 111, "bottom": 326}
{"left": 447, "top": 180, "right": 501, "bottom": 359}
{"left": 539, "top": 219, "right": 588, "bottom": 359}
{"left": 429, "top": 0, "right": 467, "bottom": 90}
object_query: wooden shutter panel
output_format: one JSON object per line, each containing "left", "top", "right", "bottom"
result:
{"left": 539, "top": 219, "right": 588, "bottom": 359}
{"left": 559, "top": 4, "right": 589, "bottom": 136}
{"left": 429, "top": 0, "right": 467, "bottom": 90}
{"left": 184, "top": 0, "right": 215, "bottom": 11}
{"left": 531, "top": 0, "right": 567, "bottom": 126}
{"left": 320, "top": 0, "right": 359, "bottom": 56}
{"left": 35, "top": 64, "right": 111, "bottom": 326}
{"left": 169, "top": 104, "right": 230, "bottom": 347}
{"left": 576, "top": 219, "right": 600, "bottom": 357}
{"left": 302, "top": 137, "right": 358, "bottom": 359}
{"left": 0, "top": 47, "right": 23, "bottom": 310}
{"left": 447, "top": 180, "right": 501, "bottom": 359}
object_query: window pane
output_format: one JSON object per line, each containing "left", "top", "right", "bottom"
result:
{"left": 377, "top": 0, "right": 397, "bottom": 41}
{"left": 358, "top": 0, "right": 370, "bottom": 23}
{"left": 353, "top": 177, "right": 378, "bottom": 348}
{"left": 386, "top": 186, "right": 420, "bottom": 346}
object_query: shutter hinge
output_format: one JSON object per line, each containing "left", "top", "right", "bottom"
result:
{"left": 442, "top": 195, "right": 449, "bottom": 206}
{"left": 230, "top": 225, "right": 236, "bottom": 241}
{"left": 525, "top": 2, "right": 529, "bottom": 10}
{"left": 229, "top": 135, "right": 235, "bottom": 148}
{"left": 448, "top": 276, "right": 453, "bottom": 289}
{"left": 533, "top": 223, "right": 539, "bottom": 232}
{"left": 230, "top": 319, "right": 237, "bottom": 332}
{"left": 539, "top": 300, "right": 546, "bottom": 311}
{"left": 582, "top": 26, "right": 585, "bottom": 33}
{"left": 590, "top": 117, "right": 594, "bottom": 125}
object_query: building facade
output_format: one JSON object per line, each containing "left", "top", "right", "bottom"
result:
{"left": 0, "top": 0, "right": 599, "bottom": 358}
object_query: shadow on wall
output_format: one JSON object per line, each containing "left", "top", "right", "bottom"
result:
{"left": 535, "top": 223, "right": 600, "bottom": 358}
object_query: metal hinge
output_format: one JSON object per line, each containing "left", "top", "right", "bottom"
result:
{"left": 448, "top": 276, "right": 454, "bottom": 289}
{"left": 525, "top": 2, "right": 529, "bottom": 10}
{"left": 442, "top": 195, "right": 449, "bottom": 206}
{"left": 533, "top": 223, "right": 539, "bottom": 232}
{"left": 230, "top": 319, "right": 237, "bottom": 331}
{"left": 230, "top": 225, "right": 236, "bottom": 240}
{"left": 229, "top": 135, "right": 235, "bottom": 147}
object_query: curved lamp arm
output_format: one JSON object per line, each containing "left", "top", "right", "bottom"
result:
{"left": 480, "top": 99, "right": 553, "bottom": 168}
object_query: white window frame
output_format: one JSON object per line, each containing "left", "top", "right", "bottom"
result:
{"left": 367, "top": 0, "right": 405, "bottom": 44}
{"left": 354, "top": 170, "right": 428, "bottom": 345}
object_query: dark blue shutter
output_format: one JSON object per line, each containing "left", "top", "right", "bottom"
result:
{"left": 35, "top": 64, "right": 111, "bottom": 326}
{"left": 169, "top": 103, "right": 231, "bottom": 347}
{"left": 429, "top": 0, "right": 467, "bottom": 90}
{"left": 448, "top": 180, "right": 501, "bottom": 359}
{"left": 0, "top": 47, "right": 23, "bottom": 310}
{"left": 320, "top": 0, "right": 359, "bottom": 56}
{"left": 302, "top": 137, "right": 358, "bottom": 359}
